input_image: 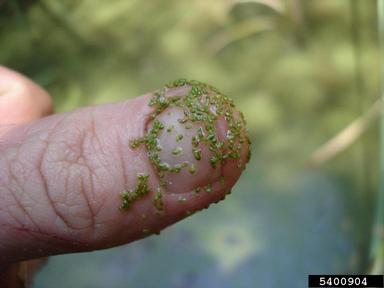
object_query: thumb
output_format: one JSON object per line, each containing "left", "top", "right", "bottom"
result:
{"left": 0, "top": 66, "right": 53, "bottom": 126}
{"left": 0, "top": 79, "right": 250, "bottom": 267}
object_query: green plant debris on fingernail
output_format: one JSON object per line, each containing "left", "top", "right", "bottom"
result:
{"left": 193, "top": 148, "right": 202, "bottom": 160}
{"left": 172, "top": 147, "right": 183, "bottom": 156}
{"left": 121, "top": 79, "right": 251, "bottom": 211}
{"left": 167, "top": 125, "right": 174, "bottom": 133}
{"left": 176, "top": 134, "right": 184, "bottom": 142}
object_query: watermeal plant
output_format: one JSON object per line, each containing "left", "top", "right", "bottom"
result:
{"left": 120, "top": 79, "right": 251, "bottom": 211}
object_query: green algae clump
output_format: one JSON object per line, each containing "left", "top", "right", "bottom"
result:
{"left": 120, "top": 173, "right": 150, "bottom": 210}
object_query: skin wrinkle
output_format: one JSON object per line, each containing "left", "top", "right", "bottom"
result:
{"left": 61, "top": 163, "right": 95, "bottom": 232}
{"left": 86, "top": 108, "right": 123, "bottom": 218}
{"left": 0, "top": 172, "right": 29, "bottom": 232}
{"left": 37, "top": 113, "right": 77, "bottom": 233}
{"left": 91, "top": 126, "right": 119, "bottom": 206}
{"left": 59, "top": 128, "right": 88, "bottom": 225}
{"left": 39, "top": 146, "right": 75, "bottom": 232}
{"left": 82, "top": 111, "right": 117, "bottom": 231}
{"left": 73, "top": 127, "right": 97, "bottom": 232}
{"left": 78, "top": 174, "right": 95, "bottom": 239}
{"left": 35, "top": 108, "right": 117, "bottom": 237}
{"left": 87, "top": 111, "right": 102, "bottom": 201}
{"left": 0, "top": 154, "right": 25, "bottom": 229}
{"left": 3, "top": 151, "right": 41, "bottom": 233}
{"left": 0, "top": 114, "right": 77, "bottom": 238}
{"left": 75, "top": 128, "right": 97, "bottom": 234}
{"left": 42, "top": 117, "right": 96, "bottom": 233}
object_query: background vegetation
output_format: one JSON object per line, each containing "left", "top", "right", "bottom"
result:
{"left": 0, "top": 0, "right": 381, "bottom": 287}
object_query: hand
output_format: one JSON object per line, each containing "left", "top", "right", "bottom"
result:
{"left": 0, "top": 67, "right": 249, "bottom": 286}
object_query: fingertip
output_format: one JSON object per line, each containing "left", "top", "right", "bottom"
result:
{"left": 129, "top": 79, "right": 250, "bottom": 218}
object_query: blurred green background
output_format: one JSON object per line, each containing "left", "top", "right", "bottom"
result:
{"left": 1, "top": 0, "right": 382, "bottom": 287}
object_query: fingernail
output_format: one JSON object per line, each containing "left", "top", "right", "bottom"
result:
{"left": 128, "top": 79, "right": 250, "bottom": 199}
